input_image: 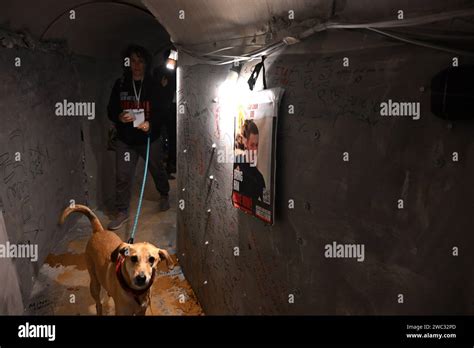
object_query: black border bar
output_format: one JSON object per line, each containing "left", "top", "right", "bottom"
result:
{"left": 0, "top": 316, "right": 474, "bottom": 345}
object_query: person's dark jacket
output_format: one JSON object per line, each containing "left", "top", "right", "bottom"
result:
{"left": 234, "top": 157, "right": 266, "bottom": 203}
{"left": 154, "top": 67, "right": 176, "bottom": 119}
{"left": 107, "top": 74, "right": 162, "bottom": 146}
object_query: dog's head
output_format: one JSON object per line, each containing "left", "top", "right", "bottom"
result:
{"left": 111, "top": 242, "right": 174, "bottom": 290}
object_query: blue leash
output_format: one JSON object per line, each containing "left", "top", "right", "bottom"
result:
{"left": 128, "top": 135, "right": 150, "bottom": 244}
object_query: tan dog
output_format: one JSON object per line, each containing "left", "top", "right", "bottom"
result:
{"left": 59, "top": 204, "right": 174, "bottom": 315}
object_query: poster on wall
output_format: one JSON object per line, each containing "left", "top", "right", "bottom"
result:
{"left": 232, "top": 87, "right": 285, "bottom": 225}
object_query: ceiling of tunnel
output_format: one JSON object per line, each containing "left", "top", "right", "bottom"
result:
{"left": 143, "top": 0, "right": 333, "bottom": 46}
{"left": 143, "top": 0, "right": 474, "bottom": 55}
{"left": 1, "top": 0, "right": 474, "bottom": 58}
{"left": 0, "top": 0, "right": 170, "bottom": 58}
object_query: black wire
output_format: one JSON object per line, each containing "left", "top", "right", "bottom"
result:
{"left": 247, "top": 55, "right": 267, "bottom": 90}
{"left": 39, "top": 0, "right": 155, "bottom": 40}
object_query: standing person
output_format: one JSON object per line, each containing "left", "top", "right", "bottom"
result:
{"left": 107, "top": 44, "right": 170, "bottom": 230}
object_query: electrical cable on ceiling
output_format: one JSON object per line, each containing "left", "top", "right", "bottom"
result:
{"left": 40, "top": 0, "right": 154, "bottom": 40}
{"left": 383, "top": 27, "right": 474, "bottom": 41}
{"left": 40, "top": 3, "right": 474, "bottom": 64}
{"left": 183, "top": 33, "right": 269, "bottom": 47}
{"left": 176, "top": 40, "right": 285, "bottom": 65}
{"left": 366, "top": 27, "right": 474, "bottom": 57}
{"left": 297, "top": 7, "right": 474, "bottom": 39}
{"left": 176, "top": 7, "right": 474, "bottom": 65}
{"left": 41, "top": 1, "right": 173, "bottom": 59}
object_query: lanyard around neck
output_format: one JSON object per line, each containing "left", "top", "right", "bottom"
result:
{"left": 132, "top": 79, "right": 143, "bottom": 108}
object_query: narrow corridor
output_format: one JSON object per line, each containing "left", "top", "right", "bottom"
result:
{"left": 26, "top": 179, "right": 203, "bottom": 315}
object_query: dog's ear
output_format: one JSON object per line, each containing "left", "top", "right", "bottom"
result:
{"left": 155, "top": 248, "right": 175, "bottom": 270}
{"left": 111, "top": 242, "right": 130, "bottom": 262}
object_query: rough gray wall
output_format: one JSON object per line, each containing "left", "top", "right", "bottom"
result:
{"left": 177, "top": 31, "right": 474, "bottom": 315}
{"left": 79, "top": 58, "right": 122, "bottom": 211}
{"left": 0, "top": 40, "right": 116, "bottom": 313}
{"left": 0, "top": 208, "right": 23, "bottom": 314}
{"left": 0, "top": 45, "right": 85, "bottom": 308}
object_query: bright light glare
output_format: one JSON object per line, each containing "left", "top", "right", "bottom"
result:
{"left": 216, "top": 69, "right": 244, "bottom": 137}
{"left": 217, "top": 80, "right": 237, "bottom": 99}
{"left": 166, "top": 49, "right": 178, "bottom": 70}
{"left": 166, "top": 59, "right": 176, "bottom": 70}
{"left": 217, "top": 70, "right": 239, "bottom": 99}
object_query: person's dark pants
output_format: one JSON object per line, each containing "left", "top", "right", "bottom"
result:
{"left": 115, "top": 138, "right": 169, "bottom": 212}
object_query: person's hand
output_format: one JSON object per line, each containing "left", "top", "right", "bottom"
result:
{"left": 119, "top": 111, "right": 134, "bottom": 123}
{"left": 137, "top": 121, "right": 150, "bottom": 132}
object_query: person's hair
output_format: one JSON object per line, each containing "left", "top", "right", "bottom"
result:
{"left": 122, "top": 44, "right": 153, "bottom": 78}
{"left": 242, "top": 120, "right": 259, "bottom": 139}
{"left": 235, "top": 133, "right": 245, "bottom": 150}
{"left": 235, "top": 120, "right": 259, "bottom": 150}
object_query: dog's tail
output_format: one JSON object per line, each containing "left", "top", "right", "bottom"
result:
{"left": 59, "top": 204, "right": 104, "bottom": 233}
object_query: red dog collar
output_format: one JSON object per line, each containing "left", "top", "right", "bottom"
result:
{"left": 115, "top": 255, "right": 156, "bottom": 306}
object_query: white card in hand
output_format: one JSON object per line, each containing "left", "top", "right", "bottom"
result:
{"left": 132, "top": 109, "right": 145, "bottom": 128}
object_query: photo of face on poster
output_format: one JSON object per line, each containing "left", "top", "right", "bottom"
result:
{"left": 232, "top": 88, "right": 284, "bottom": 224}
{"left": 234, "top": 118, "right": 270, "bottom": 203}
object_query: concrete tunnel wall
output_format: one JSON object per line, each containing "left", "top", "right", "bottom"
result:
{"left": 0, "top": 29, "right": 120, "bottom": 313}
{"left": 0, "top": 0, "right": 172, "bottom": 311}
{"left": 176, "top": 29, "right": 474, "bottom": 315}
